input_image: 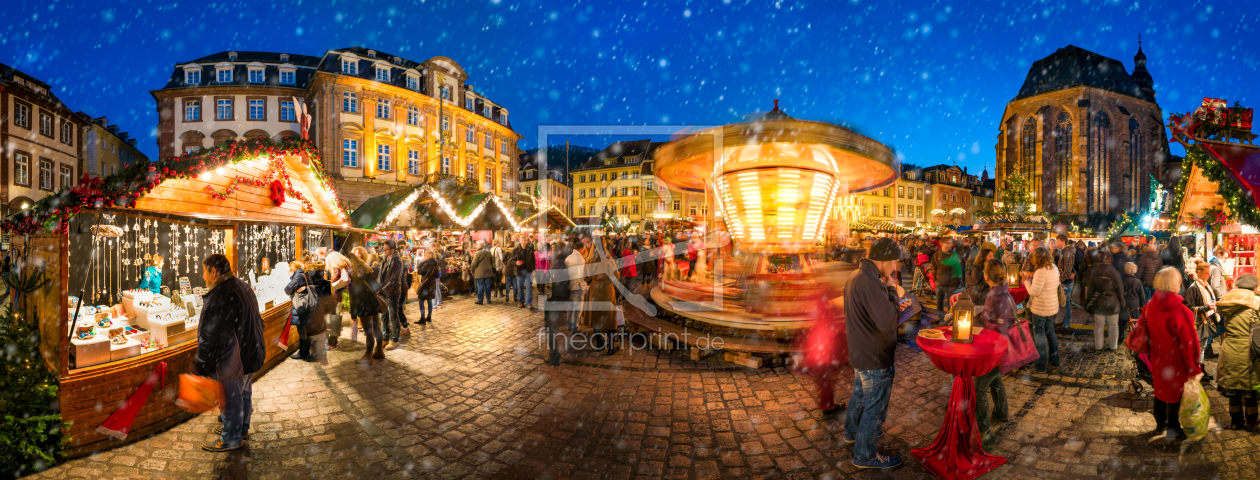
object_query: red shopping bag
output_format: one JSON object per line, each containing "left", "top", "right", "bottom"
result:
{"left": 999, "top": 319, "right": 1040, "bottom": 374}
{"left": 175, "top": 374, "right": 224, "bottom": 414}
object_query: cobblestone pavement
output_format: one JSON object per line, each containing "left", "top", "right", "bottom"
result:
{"left": 30, "top": 287, "right": 1254, "bottom": 479}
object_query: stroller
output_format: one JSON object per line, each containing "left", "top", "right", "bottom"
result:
{"left": 912, "top": 254, "right": 936, "bottom": 297}
{"left": 1126, "top": 316, "right": 1154, "bottom": 395}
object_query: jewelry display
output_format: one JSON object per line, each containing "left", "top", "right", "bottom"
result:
{"left": 170, "top": 223, "right": 180, "bottom": 276}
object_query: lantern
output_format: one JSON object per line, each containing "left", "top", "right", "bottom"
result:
{"left": 950, "top": 292, "right": 976, "bottom": 344}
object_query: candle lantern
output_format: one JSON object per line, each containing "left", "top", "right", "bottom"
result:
{"left": 950, "top": 292, "right": 976, "bottom": 344}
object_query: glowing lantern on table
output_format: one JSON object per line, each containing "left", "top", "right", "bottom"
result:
{"left": 950, "top": 292, "right": 976, "bottom": 344}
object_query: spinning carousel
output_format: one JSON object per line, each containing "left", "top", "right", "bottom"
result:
{"left": 646, "top": 102, "right": 897, "bottom": 353}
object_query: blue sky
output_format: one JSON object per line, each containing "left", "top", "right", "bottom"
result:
{"left": 2, "top": 0, "right": 1257, "bottom": 173}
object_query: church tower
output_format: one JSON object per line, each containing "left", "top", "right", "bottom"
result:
{"left": 1131, "top": 35, "right": 1156, "bottom": 100}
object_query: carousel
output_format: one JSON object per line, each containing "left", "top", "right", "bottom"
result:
{"left": 641, "top": 101, "right": 897, "bottom": 363}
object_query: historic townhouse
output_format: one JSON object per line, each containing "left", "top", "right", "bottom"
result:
{"left": 922, "top": 164, "right": 977, "bottom": 225}
{"left": 77, "top": 115, "right": 149, "bottom": 177}
{"left": 894, "top": 170, "right": 927, "bottom": 227}
{"left": 572, "top": 140, "right": 652, "bottom": 228}
{"left": 0, "top": 63, "right": 86, "bottom": 218}
{"left": 308, "top": 47, "right": 519, "bottom": 206}
{"left": 517, "top": 152, "right": 572, "bottom": 218}
{"left": 995, "top": 43, "right": 1170, "bottom": 219}
{"left": 151, "top": 51, "right": 320, "bottom": 158}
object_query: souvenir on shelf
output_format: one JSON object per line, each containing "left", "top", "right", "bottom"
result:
{"left": 96, "top": 316, "right": 112, "bottom": 329}
{"left": 75, "top": 323, "right": 96, "bottom": 340}
{"left": 108, "top": 327, "right": 127, "bottom": 345}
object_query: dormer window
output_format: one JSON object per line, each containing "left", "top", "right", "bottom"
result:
{"left": 406, "top": 74, "right": 419, "bottom": 91}
{"left": 280, "top": 53, "right": 289, "bottom": 61}
{"left": 465, "top": 98, "right": 473, "bottom": 110}
{"left": 375, "top": 65, "right": 390, "bottom": 82}
{"left": 215, "top": 64, "right": 233, "bottom": 83}
{"left": 440, "top": 86, "right": 451, "bottom": 100}
{"left": 228, "top": 51, "right": 238, "bottom": 60}
{"left": 248, "top": 66, "right": 265, "bottom": 83}
{"left": 278, "top": 66, "right": 296, "bottom": 85}
{"left": 184, "top": 67, "right": 201, "bottom": 85}
{"left": 366, "top": 50, "right": 377, "bottom": 58}
{"left": 341, "top": 56, "right": 358, "bottom": 74}
{"left": 483, "top": 105, "right": 491, "bottom": 117}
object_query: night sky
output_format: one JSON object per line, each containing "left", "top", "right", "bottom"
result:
{"left": 2, "top": 0, "right": 1257, "bottom": 172}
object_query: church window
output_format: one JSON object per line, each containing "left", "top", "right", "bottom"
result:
{"left": 1020, "top": 118, "right": 1036, "bottom": 177}
{"left": 1054, "top": 112, "right": 1073, "bottom": 212}
{"left": 1090, "top": 112, "right": 1112, "bottom": 212}
{"left": 1129, "top": 119, "right": 1143, "bottom": 212}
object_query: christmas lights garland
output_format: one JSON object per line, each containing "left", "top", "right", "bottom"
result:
{"left": 1167, "top": 146, "right": 1260, "bottom": 230}
{"left": 1, "top": 137, "right": 350, "bottom": 235}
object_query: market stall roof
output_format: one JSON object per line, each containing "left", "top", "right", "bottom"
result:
{"left": 1, "top": 137, "right": 352, "bottom": 234}
{"left": 519, "top": 205, "right": 577, "bottom": 229}
{"left": 1172, "top": 159, "right": 1227, "bottom": 228}
{"left": 350, "top": 184, "right": 422, "bottom": 230}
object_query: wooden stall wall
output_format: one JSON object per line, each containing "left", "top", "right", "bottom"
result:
{"left": 9, "top": 234, "right": 68, "bottom": 373}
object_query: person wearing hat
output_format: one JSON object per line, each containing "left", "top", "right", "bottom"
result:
{"left": 843, "top": 237, "right": 911, "bottom": 469}
{"left": 1213, "top": 273, "right": 1260, "bottom": 430}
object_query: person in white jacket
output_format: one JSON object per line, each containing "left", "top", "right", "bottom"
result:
{"left": 1026, "top": 247, "right": 1062, "bottom": 373}
{"left": 565, "top": 235, "right": 589, "bottom": 332}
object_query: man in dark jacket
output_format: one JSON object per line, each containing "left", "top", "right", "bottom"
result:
{"left": 1136, "top": 243, "right": 1162, "bottom": 301}
{"left": 471, "top": 241, "right": 494, "bottom": 304}
{"left": 518, "top": 240, "right": 537, "bottom": 310}
{"left": 1053, "top": 235, "right": 1076, "bottom": 331}
{"left": 1110, "top": 242, "right": 1130, "bottom": 275}
{"left": 196, "top": 254, "right": 264, "bottom": 452}
{"left": 844, "top": 238, "right": 911, "bottom": 469}
{"left": 542, "top": 240, "right": 573, "bottom": 366}
{"left": 376, "top": 240, "right": 406, "bottom": 349}
{"left": 931, "top": 237, "right": 963, "bottom": 321}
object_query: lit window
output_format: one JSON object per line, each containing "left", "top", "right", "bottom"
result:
{"left": 898, "top": 186, "right": 904, "bottom": 198}
{"left": 407, "top": 106, "right": 420, "bottom": 126}
{"left": 342, "top": 58, "right": 357, "bottom": 74}
{"left": 280, "top": 100, "right": 295, "bottom": 121}
{"left": 377, "top": 145, "right": 392, "bottom": 171}
{"left": 917, "top": 206, "right": 923, "bottom": 217}
{"left": 689, "top": 204, "right": 697, "bottom": 215}
{"left": 342, "top": 139, "right": 358, "bottom": 167}
{"left": 39, "top": 112, "right": 53, "bottom": 137}
{"left": 466, "top": 162, "right": 475, "bottom": 179}
{"left": 39, "top": 158, "right": 53, "bottom": 190}
{"left": 898, "top": 205, "right": 904, "bottom": 216}
{"left": 485, "top": 167, "right": 494, "bottom": 190}
{"left": 248, "top": 68, "right": 264, "bottom": 83}
{"left": 185, "top": 100, "right": 201, "bottom": 121}
{"left": 883, "top": 205, "right": 889, "bottom": 217}
{"left": 248, "top": 99, "right": 265, "bottom": 120}
{"left": 632, "top": 204, "right": 639, "bottom": 214}
{"left": 343, "top": 92, "right": 357, "bottom": 113}
{"left": 279, "top": 70, "right": 295, "bottom": 85}
{"left": 184, "top": 146, "right": 200, "bottom": 154}
{"left": 406, "top": 75, "right": 419, "bottom": 91}
{"left": 672, "top": 200, "right": 680, "bottom": 211}
{"left": 185, "top": 69, "right": 201, "bottom": 84}
{"left": 376, "top": 98, "right": 391, "bottom": 119}
{"left": 216, "top": 99, "right": 233, "bottom": 120}
{"left": 217, "top": 68, "right": 232, "bottom": 83}
{"left": 14, "top": 154, "right": 29, "bottom": 186}
{"left": 375, "top": 66, "right": 390, "bottom": 82}
{"left": 408, "top": 150, "right": 421, "bottom": 175}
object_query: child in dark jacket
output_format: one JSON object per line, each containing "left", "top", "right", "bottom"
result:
{"left": 974, "top": 259, "right": 1011, "bottom": 438}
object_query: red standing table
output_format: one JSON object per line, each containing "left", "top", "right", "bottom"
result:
{"left": 1007, "top": 285, "right": 1029, "bottom": 305}
{"left": 911, "top": 327, "right": 1010, "bottom": 480}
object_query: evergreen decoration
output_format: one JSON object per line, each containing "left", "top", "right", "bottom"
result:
{"left": 1, "top": 137, "right": 350, "bottom": 235}
{"left": 0, "top": 308, "right": 70, "bottom": 478}
{"left": 1168, "top": 146, "right": 1260, "bottom": 230}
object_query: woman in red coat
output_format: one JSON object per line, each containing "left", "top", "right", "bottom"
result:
{"left": 1146, "top": 267, "right": 1203, "bottom": 445}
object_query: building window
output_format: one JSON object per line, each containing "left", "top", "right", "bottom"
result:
{"left": 342, "top": 139, "right": 358, "bottom": 167}
{"left": 60, "top": 165, "right": 73, "bottom": 190}
{"left": 440, "top": 86, "right": 451, "bottom": 100}
{"left": 407, "top": 106, "right": 420, "bottom": 126}
{"left": 14, "top": 153, "right": 29, "bottom": 186}
{"left": 280, "top": 100, "right": 295, "bottom": 121}
{"left": 579, "top": 175, "right": 586, "bottom": 183}
{"left": 185, "top": 100, "right": 201, "bottom": 121}
{"left": 465, "top": 98, "right": 473, "bottom": 110}
{"left": 465, "top": 128, "right": 474, "bottom": 143}
{"left": 1129, "top": 118, "right": 1144, "bottom": 212}
{"left": 632, "top": 204, "right": 639, "bottom": 214}
{"left": 632, "top": 171, "right": 640, "bottom": 179}
{"left": 600, "top": 173, "right": 607, "bottom": 181}
{"left": 216, "top": 99, "right": 233, "bottom": 120}
{"left": 621, "top": 187, "right": 628, "bottom": 196}
{"left": 408, "top": 149, "right": 421, "bottom": 175}
{"left": 186, "top": 69, "right": 201, "bottom": 84}
{"left": 442, "top": 156, "right": 451, "bottom": 174}
{"left": 13, "top": 102, "right": 30, "bottom": 129}
{"left": 248, "top": 99, "right": 265, "bottom": 120}
{"left": 484, "top": 134, "right": 492, "bottom": 150}
{"left": 375, "top": 66, "right": 390, "bottom": 82}
{"left": 599, "top": 187, "right": 606, "bottom": 197}
{"left": 632, "top": 187, "right": 640, "bottom": 196}
{"left": 377, "top": 145, "right": 391, "bottom": 171}
{"left": 184, "top": 146, "right": 200, "bottom": 154}
{"left": 917, "top": 206, "right": 923, "bottom": 217}
{"left": 689, "top": 204, "right": 697, "bottom": 216}
{"left": 897, "top": 186, "right": 904, "bottom": 198}
{"left": 672, "top": 200, "right": 680, "bottom": 211}
{"left": 342, "top": 58, "right": 357, "bottom": 74}
{"left": 39, "top": 158, "right": 53, "bottom": 191}
{"left": 217, "top": 68, "right": 232, "bottom": 83}
{"left": 60, "top": 121, "right": 72, "bottom": 145}
{"left": 1090, "top": 112, "right": 1111, "bottom": 212}
{"left": 619, "top": 204, "right": 626, "bottom": 214}
{"left": 646, "top": 180, "right": 654, "bottom": 190}
{"left": 501, "top": 171, "right": 507, "bottom": 191}
{"left": 579, "top": 206, "right": 586, "bottom": 216}
{"left": 376, "top": 98, "right": 390, "bottom": 119}
{"left": 578, "top": 190, "right": 585, "bottom": 199}
{"left": 279, "top": 70, "right": 295, "bottom": 85}
{"left": 883, "top": 205, "right": 890, "bottom": 217}
{"left": 248, "top": 68, "right": 264, "bottom": 83}
{"left": 39, "top": 112, "right": 53, "bottom": 137}
{"left": 483, "top": 105, "right": 491, "bottom": 117}
{"left": 406, "top": 75, "right": 419, "bottom": 91}
{"left": 500, "top": 140, "right": 507, "bottom": 153}
{"left": 898, "top": 205, "right": 904, "bottom": 216}
{"left": 343, "top": 92, "right": 357, "bottom": 113}
{"left": 917, "top": 188, "right": 923, "bottom": 200}
{"left": 485, "top": 167, "right": 494, "bottom": 190}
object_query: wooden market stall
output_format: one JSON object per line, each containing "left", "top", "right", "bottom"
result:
{"left": 4, "top": 137, "right": 352, "bottom": 458}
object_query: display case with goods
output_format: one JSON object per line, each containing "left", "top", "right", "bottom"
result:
{"left": 1, "top": 135, "right": 356, "bottom": 457}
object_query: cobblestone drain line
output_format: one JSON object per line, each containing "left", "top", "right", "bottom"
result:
{"left": 312, "top": 363, "right": 412, "bottom": 469}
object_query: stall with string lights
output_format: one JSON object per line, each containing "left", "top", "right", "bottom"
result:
{"left": 2, "top": 133, "right": 354, "bottom": 458}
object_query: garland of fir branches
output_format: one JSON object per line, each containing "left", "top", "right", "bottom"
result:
{"left": 1167, "top": 146, "right": 1260, "bottom": 230}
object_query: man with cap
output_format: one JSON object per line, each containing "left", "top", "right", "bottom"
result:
{"left": 844, "top": 237, "right": 911, "bottom": 469}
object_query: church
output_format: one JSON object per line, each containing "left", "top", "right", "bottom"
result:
{"left": 994, "top": 42, "right": 1172, "bottom": 221}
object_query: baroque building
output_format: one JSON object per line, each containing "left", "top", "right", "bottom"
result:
{"left": 1, "top": 63, "right": 87, "bottom": 218}
{"left": 153, "top": 48, "right": 520, "bottom": 209}
{"left": 995, "top": 43, "right": 1170, "bottom": 219}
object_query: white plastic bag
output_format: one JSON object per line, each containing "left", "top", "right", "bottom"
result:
{"left": 616, "top": 306, "right": 626, "bottom": 327}
{"left": 1180, "top": 374, "right": 1211, "bottom": 441}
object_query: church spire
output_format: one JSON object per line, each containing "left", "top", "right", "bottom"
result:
{"left": 1131, "top": 34, "right": 1155, "bottom": 100}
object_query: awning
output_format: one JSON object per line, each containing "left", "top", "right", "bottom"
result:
{"left": 349, "top": 184, "right": 422, "bottom": 230}
{"left": 519, "top": 205, "right": 577, "bottom": 230}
